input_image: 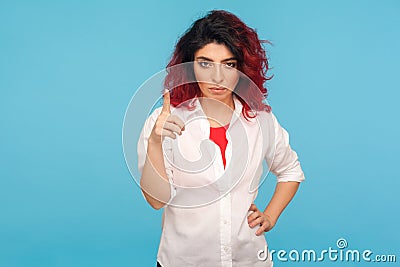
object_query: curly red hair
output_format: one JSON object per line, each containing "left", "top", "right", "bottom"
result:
{"left": 164, "top": 10, "right": 272, "bottom": 119}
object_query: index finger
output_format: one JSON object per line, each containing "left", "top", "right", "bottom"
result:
{"left": 162, "top": 89, "right": 171, "bottom": 114}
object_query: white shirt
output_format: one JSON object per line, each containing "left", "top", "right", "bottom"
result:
{"left": 138, "top": 96, "right": 305, "bottom": 267}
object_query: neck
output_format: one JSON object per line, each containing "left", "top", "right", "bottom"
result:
{"left": 199, "top": 96, "right": 235, "bottom": 127}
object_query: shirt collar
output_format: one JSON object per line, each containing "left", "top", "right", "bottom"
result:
{"left": 188, "top": 94, "right": 243, "bottom": 117}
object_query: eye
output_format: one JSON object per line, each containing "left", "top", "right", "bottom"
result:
{"left": 224, "top": 62, "right": 237, "bottom": 69}
{"left": 198, "top": 61, "right": 213, "bottom": 68}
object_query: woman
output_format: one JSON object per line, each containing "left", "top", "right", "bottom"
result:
{"left": 138, "top": 10, "right": 305, "bottom": 267}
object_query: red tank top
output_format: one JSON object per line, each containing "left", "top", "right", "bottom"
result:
{"left": 209, "top": 124, "right": 229, "bottom": 168}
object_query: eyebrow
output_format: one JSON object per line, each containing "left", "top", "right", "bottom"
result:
{"left": 195, "top": 56, "right": 237, "bottom": 62}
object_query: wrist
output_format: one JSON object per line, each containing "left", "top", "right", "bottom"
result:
{"left": 147, "top": 137, "right": 163, "bottom": 155}
{"left": 263, "top": 212, "right": 277, "bottom": 228}
{"left": 148, "top": 136, "right": 162, "bottom": 145}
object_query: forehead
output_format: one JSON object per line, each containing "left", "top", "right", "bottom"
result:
{"left": 194, "top": 42, "right": 235, "bottom": 61}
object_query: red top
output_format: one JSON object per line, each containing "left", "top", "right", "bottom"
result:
{"left": 209, "top": 124, "right": 229, "bottom": 168}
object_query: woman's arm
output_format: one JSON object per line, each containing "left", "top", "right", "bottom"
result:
{"left": 140, "top": 139, "right": 172, "bottom": 210}
{"left": 248, "top": 181, "right": 299, "bottom": 235}
{"left": 248, "top": 113, "right": 305, "bottom": 235}
{"left": 139, "top": 90, "right": 185, "bottom": 209}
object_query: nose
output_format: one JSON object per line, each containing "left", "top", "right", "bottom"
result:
{"left": 211, "top": 64, "right": 224, "bottom": 85}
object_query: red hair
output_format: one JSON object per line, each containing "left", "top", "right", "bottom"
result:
{"left": 164, "top": 10, "right": 272, "bottom": 119}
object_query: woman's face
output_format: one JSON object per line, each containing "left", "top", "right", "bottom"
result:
{"left": 193, "top": 42, "right": 240, "bottom": 105}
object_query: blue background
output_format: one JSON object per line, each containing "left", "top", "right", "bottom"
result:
{"left": 1, "top": 0, "right": 399, "bottom": 266}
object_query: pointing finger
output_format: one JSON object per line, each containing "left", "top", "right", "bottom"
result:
{"left": 162, "top": 89, "right": 171, "bottom": 114}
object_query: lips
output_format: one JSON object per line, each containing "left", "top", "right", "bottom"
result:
{"left": 208, "top": 87, "right": 228, "bottom": 95}
{"left": 209, "top": 87, "right": 227, "bottom": 91}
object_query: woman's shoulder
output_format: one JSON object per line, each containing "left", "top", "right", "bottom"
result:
{"left": 246, "top": 109, "right": 275, "bottom": 122}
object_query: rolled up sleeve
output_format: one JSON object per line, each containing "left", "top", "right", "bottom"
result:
{"left": 268, "top": 113, "right": 305, "bottom": 183}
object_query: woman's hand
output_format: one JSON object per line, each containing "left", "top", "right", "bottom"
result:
{"left": 248, "top": 203, "right": 276, "bottom": 236}
{"left": 149, "top": 89, "right": 185, "bottom": 144}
